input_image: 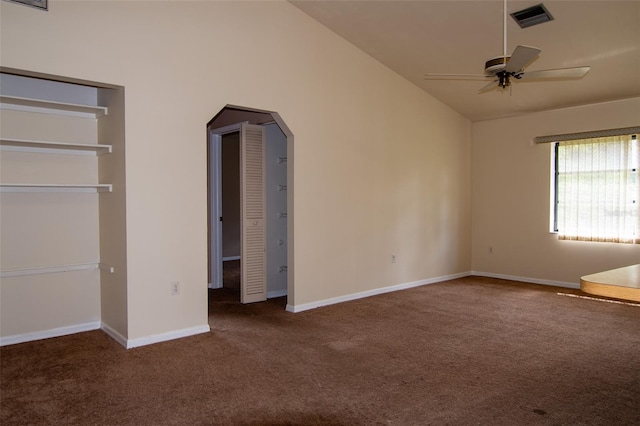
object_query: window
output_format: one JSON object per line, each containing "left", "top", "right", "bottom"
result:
{"left": 553, "top": 133, "right": 639, "bottom": 244}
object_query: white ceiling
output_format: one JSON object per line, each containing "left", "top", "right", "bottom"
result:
{"left": 290, "top": 0, "right": 640, "bottom": 122}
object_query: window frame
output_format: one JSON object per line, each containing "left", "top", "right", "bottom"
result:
{"left": 553, "top": 142, "right": 560, "bottom": 233}
{"left": 551, "top": 134, "right": 639, "bottom": 243}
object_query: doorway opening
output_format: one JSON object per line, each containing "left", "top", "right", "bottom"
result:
{"left": 207, "top": 105, "right": 293, "bottom": 308}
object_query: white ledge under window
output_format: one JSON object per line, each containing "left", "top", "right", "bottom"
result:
{"left": 0, "top": 95, "right": 108, "bottom": 118}
{"left": 0, "top": 262, "right": 115, "bottom": 278}
{"left": 0, "top": 183, "right": 112, "bottom": 193}
{"left": 0, "top": 138, "right": 112, "bottom": 155}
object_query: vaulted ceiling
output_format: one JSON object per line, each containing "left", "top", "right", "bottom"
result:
{"left": 290, "top": 1, "right": 640, "bottom": 122}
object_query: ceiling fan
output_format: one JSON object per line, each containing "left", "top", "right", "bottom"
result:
{"left": 424, "top": 0, "right": 590, "bottom": 93}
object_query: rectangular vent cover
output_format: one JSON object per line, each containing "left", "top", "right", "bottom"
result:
{"left": 510, "top": 3, "right": 554, "bottom": 29}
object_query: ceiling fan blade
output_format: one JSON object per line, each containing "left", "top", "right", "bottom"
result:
{"left": 424, "top": 73, "right": 489, "bottom": 81}
{"left": 478, "top": 79, "right": 499, "bottom": 93}
{"left": 504, "top": 45, "right": 541, "bottom": 73}
{"left": 518, "top": 66, "right": 591, "bottom": 80}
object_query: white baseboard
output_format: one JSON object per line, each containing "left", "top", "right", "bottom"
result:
{"left": 267, "top": 289, "right": 287, "bottom": 299}
{"left": 0, "top": 321, "right": 101, "bottom": 347}
{"left": 284, "top": 270, "right": 581, "bottom": 313}
{"left": 286, "top": 271, "right": 470, "bottom": 313}
{"left": 470, "top": 271, "right": 580, "bottom": 289}
{"left": 1, "top": 272, "right": 577, "bottom": 347}
{"left": 223, "top": 256, "right": 240, "bottom": 261}
{"left": 100, "top": 322, "right": 128, "bottom": 348}
{"left": 102, "top": 322, "right": 212, "bottom": 349}
{"left": 124, "top": 324, "right": 210, "bottom": 349}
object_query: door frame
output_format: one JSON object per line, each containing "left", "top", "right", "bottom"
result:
{"left": 207, "top": 122, "right": 244, "bottom": 289}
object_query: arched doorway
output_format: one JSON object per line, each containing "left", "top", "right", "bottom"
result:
{"left": 207, "top": 105, "right": 294, "bottom": 307}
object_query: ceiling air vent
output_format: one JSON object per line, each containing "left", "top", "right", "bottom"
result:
{"left": 510, "top": 3, "right": 554, "bottom": 29}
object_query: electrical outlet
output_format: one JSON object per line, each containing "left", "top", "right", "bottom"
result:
{"left": 170, "top": 281, "right": 180, "bottom": 296}
{"left": 391, "top": 254, "right": 396, "bottom": 264}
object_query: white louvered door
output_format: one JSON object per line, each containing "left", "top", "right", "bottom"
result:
{"left": 240, "top": 123, "right": 267, "bottom": 304}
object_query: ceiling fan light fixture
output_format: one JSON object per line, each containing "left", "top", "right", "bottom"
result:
{"left": 510, "top": 3, "right": 554, "bottom": 29}
{"left": 485, "top": 56, "right": 510, "bottom": 75}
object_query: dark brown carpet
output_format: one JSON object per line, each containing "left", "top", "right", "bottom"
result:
{"left": 223, "top": 259, "right": 240, "bottom": 291}
{"left": 2, "top": 276, "right": 639, "bottom": 425}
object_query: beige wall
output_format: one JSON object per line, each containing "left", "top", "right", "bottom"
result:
{"left": 98, "top": 87, "right": 128, "bottom": 340}
{"left": 1, "top": 1, "right": 471, "bottom": 343}
{"left": 472, "top": 98, "right": 640, "bottom": 285}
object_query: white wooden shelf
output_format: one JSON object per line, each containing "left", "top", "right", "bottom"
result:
{"left": 0, "top": 262, "right": 115, "bottom": 278}
{"left": 0, "top": 95, "right": 108, "bottom": 117}
{"left": 0, "top": 138, "right": 112, "bottom": 155}
{"left": 0, "top": 183, "right": 112, "bottom": 193}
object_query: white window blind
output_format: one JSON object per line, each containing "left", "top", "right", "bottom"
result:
{"left": 555, "top": 134, "right": 639, "bottom": 244}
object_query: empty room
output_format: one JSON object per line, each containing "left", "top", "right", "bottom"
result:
{"left": 1, "top": 0, "right": 638, "bottom": 424}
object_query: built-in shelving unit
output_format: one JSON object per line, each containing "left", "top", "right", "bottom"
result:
{"left": 0, "top": 138, "right": 112, "bottom": 155}
{"left": 0, "top": 95, "right": 108, "bottom": 117}
{"left": 0, "top": 71, "right": 124, "bottom": 345}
